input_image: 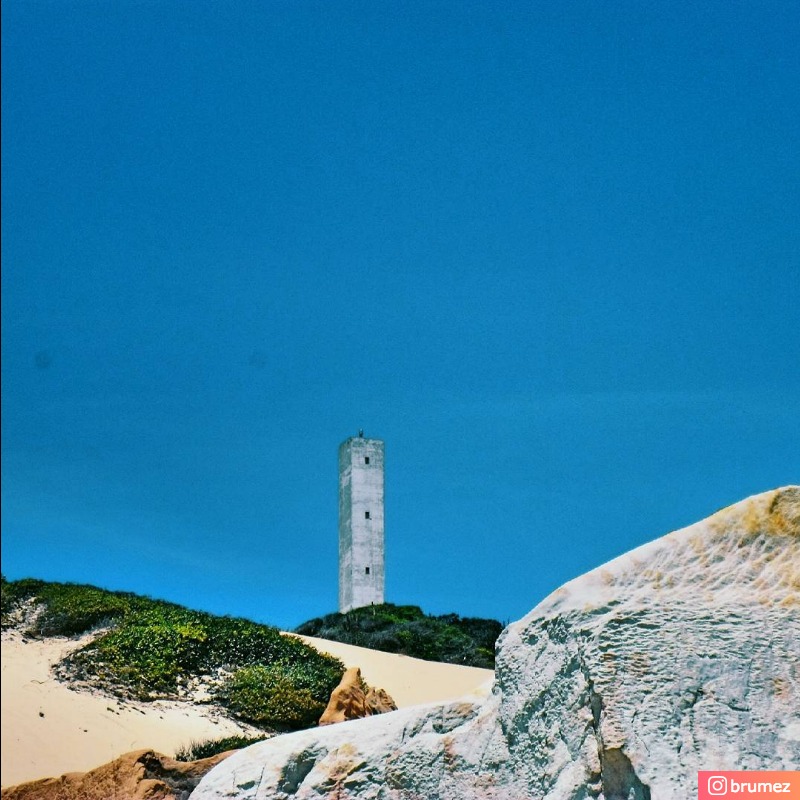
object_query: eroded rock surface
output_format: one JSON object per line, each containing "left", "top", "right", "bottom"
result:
{"left": 318, "top": 667, "right": 397, "bottom": 725}
{"left": 191, "top": 487, "right": 800, "bottom": 799}
{"left": 3, "top": 749, "right": 232, "bottom": 800}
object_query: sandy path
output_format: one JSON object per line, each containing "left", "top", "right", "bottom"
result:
{"left": 1, "top": 630, "right": 493, "bottom": 787}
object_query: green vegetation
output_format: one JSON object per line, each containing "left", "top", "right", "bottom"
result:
{"left": 219, "top": 664, "right": 331, "bottom": 730}
{"left": 174, "top": 734, "right": 268, "bottom": 762}
{"left": 0, "top": 576, "right": 344, "bottom": 732}
{"left": 295, "top": 603, "right": 502, "bottom": 669}
{"left": 1, "top": 576, "right": 150, "bottom": 635}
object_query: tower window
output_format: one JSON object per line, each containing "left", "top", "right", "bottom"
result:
{"left": 365, "top": 567, "right": 370, "bottom": 575}
{"left": 365, "top": 456, "right": 370, "bottom": 464}
{"left": 365, "top": 511, "right": 370, "bottom": 519}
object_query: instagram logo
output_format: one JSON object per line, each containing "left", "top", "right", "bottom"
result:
{"left": 699, "top": 771, "right": 799, "bottom": 798}
{"left": 708, "top": 776, "right": 728, "bottom": 795}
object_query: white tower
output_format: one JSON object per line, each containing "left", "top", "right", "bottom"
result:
{"left": 338, "top": 432, "right": 385, "bottom": 613}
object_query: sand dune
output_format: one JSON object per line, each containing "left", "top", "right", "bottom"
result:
{"left": 1, "top": 629, "right": 493, "bottom": 788}
{"left": 292, "top": 633, "right": 493, "bottom": 707}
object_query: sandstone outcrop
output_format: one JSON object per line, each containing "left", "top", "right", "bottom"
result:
{"left": 2, "top": 749, "right": 232, "bottom": 800}
{"left": 364, "top": 686, "right": 397, "bottom": 716}
{"left": 319, "top": 667, "right": 397, "bottom": 725}
{"left": 190, "top": 486, "right": 800, "bottom": 799}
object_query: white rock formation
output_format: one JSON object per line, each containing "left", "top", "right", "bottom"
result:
{"left": 191, "top": 487, "right": 800, "bottom": 799}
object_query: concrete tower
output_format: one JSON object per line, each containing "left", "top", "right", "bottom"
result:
{"left": 338, "top": 433, "right": 385, "bottom": 613}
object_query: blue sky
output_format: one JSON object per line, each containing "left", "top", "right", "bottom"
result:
{"left": 2, "top": 1, "right": 798, "bottom": 630}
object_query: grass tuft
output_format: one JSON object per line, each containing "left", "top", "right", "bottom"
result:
{"left": 174, "top": 734, "right": 268, "bottom": 761}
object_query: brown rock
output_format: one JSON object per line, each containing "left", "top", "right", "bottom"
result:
{"left": 365, "top": 686, "right": 397, "bottom": 716}
{"left": 319, "top": 667, "right": 397, "bottom": 726}
{"left": 1, "top": 749, "right": 233, "bottom": 800}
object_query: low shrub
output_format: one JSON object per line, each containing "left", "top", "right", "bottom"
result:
{"left": 295, "top": 603, "right": 502, "bottom": 668}
{"left": 66, "top": 605, "right": 345, "bottom": 705}
{"left": 0, "top": 574, "right": 22, "bottom": 629}
{"left": 219, "top": 664, "right": 336, "bottom": 731}
{"left": 0, "top": 575, "right": 151, "bottom": 636}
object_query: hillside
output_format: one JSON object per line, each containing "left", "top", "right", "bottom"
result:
{"left": 1, "top": 578, "right": 494, "bottom": 787}
{"left": 1, "top": 577, "right": 345, "bottom": 732}
{"left": 295, "top": 603, "right": 502, "bottom": 668}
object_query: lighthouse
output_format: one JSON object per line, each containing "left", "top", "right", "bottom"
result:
{"left": 338, "top": 433, "right": 385, "bottom": 613}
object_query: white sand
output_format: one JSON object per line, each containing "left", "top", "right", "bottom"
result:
{"left": 1, "top": 630, "right": 493, "bottom": 788}
{"left": 0, "top": 630, "right": 263, "bottom": 787}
